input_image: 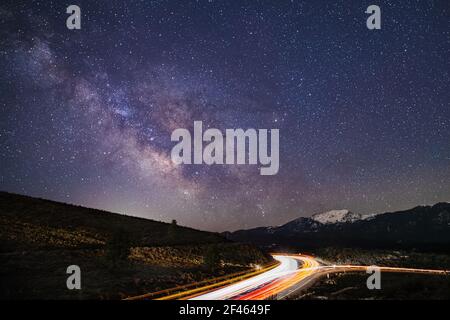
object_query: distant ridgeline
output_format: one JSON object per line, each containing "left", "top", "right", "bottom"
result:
{"left": 0, "top": 191, "right": 226, "bottom": 249}
{"left": 225, "top": 203, "right": 450, "bottom": 252}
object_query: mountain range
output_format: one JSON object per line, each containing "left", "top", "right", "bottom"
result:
{"left": 225, "top": 203, "right": 450, "bottom": 251}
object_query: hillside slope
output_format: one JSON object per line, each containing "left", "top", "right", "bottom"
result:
{"left": 0, "top": 191, "right": 223, "bottom": 250}
{"left": 0, "top": 192, "right": 271, "bottom": 299}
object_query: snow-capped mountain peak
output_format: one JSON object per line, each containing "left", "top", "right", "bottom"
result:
{"left": 311, "top": 209, "right": 361, "bottom": 224}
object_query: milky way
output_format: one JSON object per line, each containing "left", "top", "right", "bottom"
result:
{"left": 0, "top": 1, "right": 449, "bottom": 231}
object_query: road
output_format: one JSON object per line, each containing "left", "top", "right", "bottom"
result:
{"left": 189, "top": 254, "right": 319, "bottom": 300}
{"left": 125, "top": 253, "right": 450, "bottom": 300}
{"left": 187, "top": 254, "right": 449, "bottom": 300}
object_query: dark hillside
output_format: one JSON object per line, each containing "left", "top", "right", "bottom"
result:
{"left": 0, "top": 192, "right": 271, "bottom": 299}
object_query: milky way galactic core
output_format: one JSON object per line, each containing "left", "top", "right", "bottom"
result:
{"left": 0, "top": 1, "right": 449, "bottom": 231}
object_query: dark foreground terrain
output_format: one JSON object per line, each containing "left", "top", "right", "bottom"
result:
{"left": 292, "top": 272, "right": 450, "bottom": 300}
{"left": 0, "top": 192, "right": 271, "bottom": 299}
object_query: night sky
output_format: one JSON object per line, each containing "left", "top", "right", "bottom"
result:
{"left": 1, "top": 1, "right": 449, "bottom": 231}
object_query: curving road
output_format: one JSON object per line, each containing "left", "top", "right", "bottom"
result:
{"left": 187, "top": 254, "right": 449, "bottom": 300}
{"left": 125, "top": 253, "right": 450, "bottom": 300}
{"left": 190, "top": 254, "right": 320, "bottom": 300}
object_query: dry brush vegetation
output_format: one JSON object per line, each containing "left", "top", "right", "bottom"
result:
{"left": 0, "top": 192, "right": 271, "bottom": 299}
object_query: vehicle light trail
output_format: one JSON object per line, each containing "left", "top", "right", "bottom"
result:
{"left": 189, "top": 255, "right": 301, "bottom": 300}
{"left": 188, "top": 254, "right": 449, "bottom": 300}
{"left": 126, "top": 253, "right": 450, "bottom": 300}
{"left": 190, "top": 255, "right": 320, "bottom": 300}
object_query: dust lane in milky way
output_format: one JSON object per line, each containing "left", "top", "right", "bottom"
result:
{"left": 0, "top": 1, "right": 449, "bottom": 231}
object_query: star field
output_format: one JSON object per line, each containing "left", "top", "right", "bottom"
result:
{"left": 0, "top": 0, "right": 449, "bottom": 231}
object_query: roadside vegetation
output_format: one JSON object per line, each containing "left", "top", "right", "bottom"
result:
{"left": 314, "top": 247, "right": 450, "bottom": 270}
{"left": 290, "top": 272, "right": 450, "bottom": 300}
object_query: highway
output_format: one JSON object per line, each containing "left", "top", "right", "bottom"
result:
{"left": 187, "top": 254, "right": 449, "bottom": 300}
{"left": 126, "top": 253, "right": 450, "bottom": 300}
{"left": 190, "top": 254, "right": 320, "bottom": 300}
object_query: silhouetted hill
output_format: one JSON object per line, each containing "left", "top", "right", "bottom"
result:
{"left": 225, "top": 203, "right": 450, "bottom": 252}
{"left": 0, "top": 192, "right": 272, "bottom": 299}
{"left": 0, "top": 191, "right": 224, "bottom": 250}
